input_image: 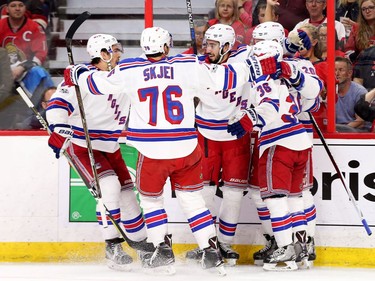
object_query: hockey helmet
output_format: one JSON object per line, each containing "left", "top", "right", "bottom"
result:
{"left": 87, "top": 34, "right": 121, "bottom": 59}
{"left": 252, "top": 22, "right": 285, "bottom": 44}
{"left": 253, "top": 40, "right": 283, "bottom": 62}
{"left": 140, "top": 27, "right": 173, "bottom": 55}
{"left": 203, "top": 24, "right": 235, "bottom": 50}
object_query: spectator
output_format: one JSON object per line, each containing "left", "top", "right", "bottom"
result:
{"left": 238, "top": 0, "right": 253, "bottom": 28}
{"left": 354, "top": 88, "right": 375, "bottom": 127}
{"left": 18, "top": 86, "right": 56, "bottom": 129}
{"left": 260, "top": 0, "right": 309, "bottom": 32}
{"left": 182, "top": 19, "right": 209, "bottom": 55}
{"left": 353, "top": 46, "right": 375, "bottom": 91}
{"left": 291, "top": 0, "right": 346, "bottom": 48}
{"left": 344, "top": 0, "right": 375, "bottom": 62}
{"left": 209, "top": 0, "right": 247, "bottom": 48}
{"left": 0, "top": 0, "right": 48, "bottom": 77}
{"left": 246, "top": 1, "right": 268, "bottom": 44}
{"left": 335, "top": 56, "right": 368, "bottom": 131}
{"left": 336, "top": 0, "right": 360, "bottom": 22}
{"left": 0, "top": 0, "right": 54, "bottom": 128}
{"left": 317, "top": 23, "right": 346, "bottom": 60}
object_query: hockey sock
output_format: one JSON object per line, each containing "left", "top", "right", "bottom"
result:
{"left": 175, "top": 189, "right": 216, "bottom": 249}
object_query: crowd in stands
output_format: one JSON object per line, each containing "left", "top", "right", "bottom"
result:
{"left": 0, "top": 0, "right": 374, "bottom": 132}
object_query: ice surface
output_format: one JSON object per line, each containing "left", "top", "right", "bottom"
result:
{"left": 0, "top": 261, "right": 374, "bottom": 281}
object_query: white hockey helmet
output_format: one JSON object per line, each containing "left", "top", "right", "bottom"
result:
{"left": 253, "top": 40, "right": 283, "bottom": 62}
{"left": 87, "top": 34, "right": 120, "bottom": 59}
{"left": 203, "top": 24, "right": 235, "bottom": 50}
{"left": 140, "top": 27, "right": 172, "bottom": 55}
{"left": 252, "top": 21, "right": 285, "bottom": 44}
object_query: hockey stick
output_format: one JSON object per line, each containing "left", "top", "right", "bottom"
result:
{"left": 65, "top": 11, "right": 102, "bottom": 197}
{"left": 65, "top": 13, "right": 155, "bottom": 250}
{"left": 16, "top": 86, "right": 154, "bottom": 251}
{"left": 16, "top": 86, "right": 98, "bottom": 198}
{"left": 186, "top": 0, "right": 197, "bottom": 54}
{"left": 309, "top": 113, "right": 372, "bottom": 236}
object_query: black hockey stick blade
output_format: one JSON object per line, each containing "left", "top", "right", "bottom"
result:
{"left": 65, "top": 11, "right": 91, "bottom": 42}
{"left": 65, "top": 11, "right": 91, "bottom": 64}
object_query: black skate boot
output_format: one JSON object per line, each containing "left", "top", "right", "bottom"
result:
{"left": 307, "top": 236, "right": 316, "bottom": 262}
{"left": 105, "top": 237, "right": 133, "bottom": 271}
{"left": 185, "top": 247, "right": 204, "bottom": 262}
{"left": 294, "top": 231, "right": 310, "bottom": 269}
{"left": 253, "top": 234, "right": 278, "bottom": 266}
{"left": 142, "top": 234, "right": 175, "bottom": 275}
{"left": 128, "top": 237, "right": 156, "bottom": 253}
{"left": 263, "top": 244, "right": 298, "bottom": 271}
{"left": 201, "top": 236, "right": 226, "bottom": 276}
{"left": 219, "top": 242, "right": 239, "bottom": 266}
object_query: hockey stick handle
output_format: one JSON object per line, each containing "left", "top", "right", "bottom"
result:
{"left": 309, "top": 113, "right": 372, "bottom": 236}
{"left": 186, "top": 0, "right": 197, "bottom": 55}
{"left": 65, "top": 11, "right": 103, "bottom": 199}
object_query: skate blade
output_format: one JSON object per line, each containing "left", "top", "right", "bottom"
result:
{"left": 263, "top": 261, "right": 298, "bottom": 271}
{"left": 207, "top": 264, "right": 227, "bottom": 276}
{"left": 107, "top": 260, "right": 132, "bottom": 272}
{"left": 297, "top": 258, "right": 313, "bottom": 269}
{"left": 142, "top": 264, "right": 176, "bottom": 276}
{"left": 225, "top": 258, "right": 237, "bottom": 267}
{"left": 254, "top": 259, "right": 264, "bottom": 266}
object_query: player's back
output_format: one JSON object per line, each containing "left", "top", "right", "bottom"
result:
{"left": 118, "top": 55, "right": 201, "bottom": 159}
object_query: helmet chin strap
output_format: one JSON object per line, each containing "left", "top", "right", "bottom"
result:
{"left": 215, "top": 47, "right": 230, "bottom": 64}
{"left": 101, "top": 52, "right": 113, "bottom": 71}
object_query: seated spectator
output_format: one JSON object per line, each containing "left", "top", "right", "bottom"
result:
{"left": 259, "top": 0, "right": 309, "bottom": 32}
{"left": 344, "top": 0, "right": 375, "bottom": 62}
{"left": 317, "top": 23, "right": 346, "bottom": 60}
{"left": 0, "top": 0, "right": 52, "bottom": 30}
{"left": 336, "top": 0, "right": 360, "bottom": 22}
{"left": 335, "top": 56, "right": 368, "bottom": 131}
{"left": 249, "top": 1, "right": 289, "bottom": 46}
{"left": 353, "top": 46, "right": 375, "bottom": 91}
{"left": 17, "top": 86, "right": 56, "bottom": 129}
{"left": 0, "top": 0, "right": 48, "bottom": 76}
{"left": 209, "top": 0, "right": 246, "bottom": 48}
{"left": 336, "top": 0, "right": 360, "bottom": 40}
{"left": 291, "top": 0, "right": 346, "bottom": 49}
{"left": 354, "top": 88, "right": 375, "bottom": 129}
{"left": 238, "top": 0, "right": 253, "bottom": 28}
{"left": 182, "top": 19, "right": 209, "bottom": 55}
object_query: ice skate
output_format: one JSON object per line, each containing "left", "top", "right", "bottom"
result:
{"left": 129, "top": 237, "right": 156, "bottom": 253}
{"left": 263, "top": 244, "right": 298, "bottom": 271}
{"left": 307, "top": 236, "right": 316, "bottom": 265}
{"left": 185, "top": 247, "right": 203, "bottom": 263}
{"left": 201, "top": 237, "right": 226, "bottom": 276}
{"left": 141, "top": 234, "right": 176, "bottom": 275}
{"left": 219, "top": 242, "right": 239, "bottom": 266}
{"left": 295, "top": 240, "right": 311, "bottom": 269}
{"left": 253, "top": 234, "right": 278, "bottom": 266}
{"left": 105, "top": 237, "right": 133, "bottom": 271}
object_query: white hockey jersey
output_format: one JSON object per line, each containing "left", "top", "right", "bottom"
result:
{"left": 46, "top": 65, "right": 131, "bottom": 153}
{"left": 77, "top": 54, "right": 252, "bottom": 159}
{"left": 249, "top": 57, "right": 322, "bottom": 157}
{"left": 195, "top": 45, "right": 253, "bottom": 141}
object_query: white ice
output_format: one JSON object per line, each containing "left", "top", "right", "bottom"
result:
{"left": 0, "top": 261, "right": 374, "bottom": 281}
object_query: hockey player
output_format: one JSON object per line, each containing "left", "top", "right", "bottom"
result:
{"left": 63, "top": 26, "right": 279, "bottom": 275}
{"left": 227, "top": 40, "right": 322, "bottom": 271}
{"left": 46, "top": 34, "right": 154, "bottom": 271}
{"left": 186, "top": 24, "right": 253, "bottom": 266}
{"left": 246, "top": 21, "right": 318, "bottom": 267}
